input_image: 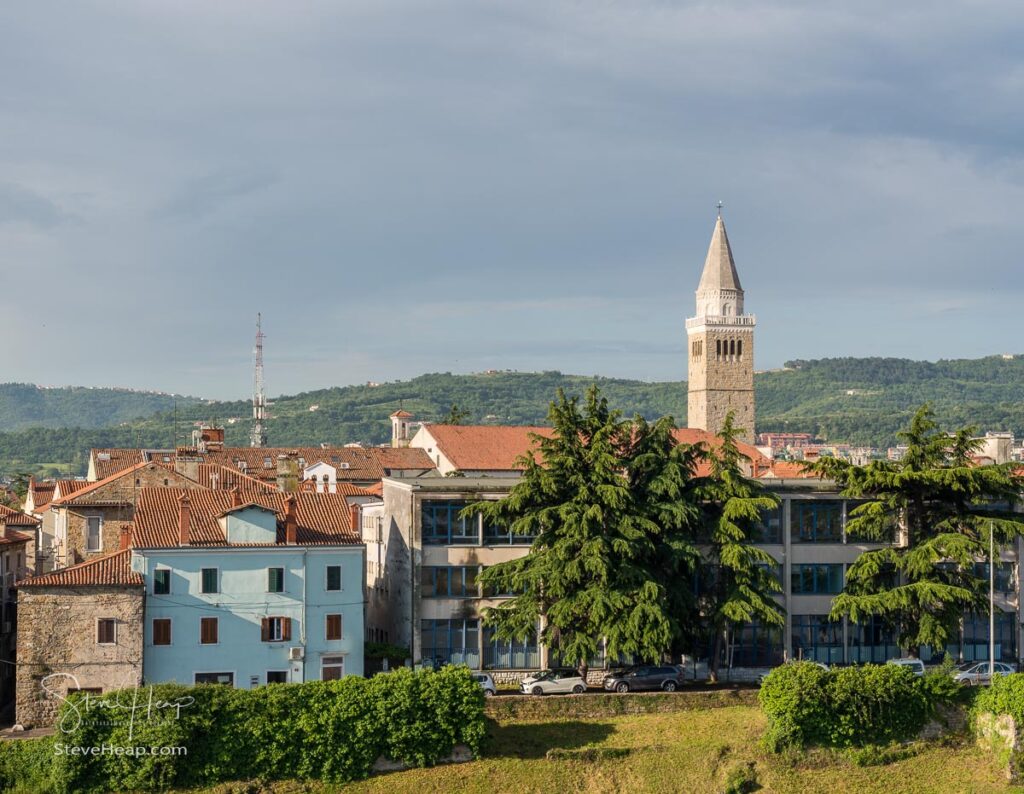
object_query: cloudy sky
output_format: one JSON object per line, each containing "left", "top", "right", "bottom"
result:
{"left": 1, "top": 1, "right": 1022, "bottom": 399}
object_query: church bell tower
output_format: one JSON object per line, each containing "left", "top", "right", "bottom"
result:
{"left": 686, "top": 209, "right": 756, "bottom": 443}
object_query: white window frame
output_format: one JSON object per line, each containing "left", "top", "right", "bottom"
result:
{"left": 267, "top": 616, "right": 285, "bottom": 642}
{"left": 152, "top": 617, "right": 172, "bottom": 647}
{"left": 325, "top": 564, "right": 342, "bottom": 591}
{"left": 153, "top": 567, "right": 172, "bottom": 595}
{"left": 325, "top": 613, "right": 343, "bottom": 641}
{"left": 321, "top": 655, "right": 345, "bottom": 680}
{"left": 85, "top": 515, "right": 103, "bottom": 552}
{"left": 96, "top": 618, "right": 117, "bottom": 645}
{"left": 200, "top": 567, "right": 219, "bottom": 595}
{"left": 193, "top": 671, "right": 235, "bottom": 686}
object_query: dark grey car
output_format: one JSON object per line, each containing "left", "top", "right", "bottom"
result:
{"left": 603, "top": 665, "right": 683, "bottom": 693}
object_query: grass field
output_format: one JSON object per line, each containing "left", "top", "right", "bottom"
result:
{"left": 195, "top": 705, "right": 1020, "bottom": 794}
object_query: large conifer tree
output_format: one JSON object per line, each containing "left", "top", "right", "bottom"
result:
{"left": 809, "top": 405, "right": 1024, "bottom": 656}
{"left": 698, "top": 414, "right": 784, "bottom": 681}
{"left": 471, "top": 387, "right": 703, "bottom": 678}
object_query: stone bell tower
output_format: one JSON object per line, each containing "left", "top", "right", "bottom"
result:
{"left": 686, "top": 209, "right": 756, "bottom": 443}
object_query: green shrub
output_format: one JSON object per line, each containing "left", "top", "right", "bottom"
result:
{"left": 0, "top": 735, "right": 58, "bottom": 793}
{"left": 760, "top": 661, "right": 944, "bottom": 751}
{"left": 722, "top": 760, "right": 758, "bottom": 794}
{"left": 972, "top": 671, "right": 1024, "bottom": 726}
{"left": 48, "top": 666, "right": 484, "bottom": 793}
{"left": 922, "top": 654, "right": 962, "bottom": 704}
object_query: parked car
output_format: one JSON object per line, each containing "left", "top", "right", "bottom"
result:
{"left": 757, "top": 660, "right": 828, "bottom": 686}
{"left": 886, "top": 658, "right": 926, "bottom": 676}
{"left": 953, "top": 661, "right": 1015, "bottom": 686}
{"left": 603, "top": 665, "right": 684, "bottom": 693}
{"left": 472, "top": 672, "right": 497, "bottom": 697}
{"left": 520, "top": 669, "right": 587, "bottom": 696}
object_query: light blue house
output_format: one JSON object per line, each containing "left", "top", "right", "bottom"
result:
{"left": 130, "top": 488, "right": 365, "bottom": 687}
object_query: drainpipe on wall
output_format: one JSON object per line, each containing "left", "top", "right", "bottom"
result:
{"left": 300, "top": 548, "right": 307, "bottom": 683}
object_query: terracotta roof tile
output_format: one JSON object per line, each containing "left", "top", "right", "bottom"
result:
{"left": 55, "top": 479, "right": 92, "bottom": 498}
{"left": 422, "top": 425, "right": 553, "bottom": 470}
{"left": 19, "top": 549, "right": 143, "bottom": 587}
{"left": 28, "top": 481, "right": 56, "bottom": 511}
{"left": 0, "top": 504, "right": 41, "bottom": 527}
{"left": 132, "top": 488, "right": 361, "bottom": 547}
{"left": 51, "top": 461, "right": 165, "bottom": 506}
{"left": 368, "top": 447, "right": 434, "bottom": 471}
{"left": 757, "top": 460, "right": 819, "bottom": 479}
{"left": 91, "top": 449, "right": 149, "bottom": 479}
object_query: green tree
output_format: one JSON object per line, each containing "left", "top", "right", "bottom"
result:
{"left": 699, "top": 414, "right": 784, "bottom": 682}
{"left": 809, "top": 404, "right": 1024, "bottom": 656}
{"left": 439, "top": 404, "right": 471, "bottom": 424}
{"left": 470, "top": 387, "right": 703, "bottom": 680}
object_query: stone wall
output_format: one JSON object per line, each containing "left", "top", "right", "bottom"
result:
{"left": 687, "top": 326, "right": 755, "bottom": 442}
{"left": 976, "top": 711, "right": 1024, "bottom": 783}
{"left": 16, "top": 585, "right": 144, "bottom": 728}
{"left": 485, "top": 688, "right": 758, "bottom": 721}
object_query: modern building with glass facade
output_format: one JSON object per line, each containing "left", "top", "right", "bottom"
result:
{"left": 370, "top": 474, "right": 1021, "bottom": 680}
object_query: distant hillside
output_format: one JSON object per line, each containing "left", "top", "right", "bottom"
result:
{"left": 0, "top": 383, "right": 201, "bottom": 431}
{"left": 4, "top": 356, "right": 1024, "bottom": 475}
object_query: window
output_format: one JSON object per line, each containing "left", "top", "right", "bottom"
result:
{"left": 152, "top": 618, "right": 172, "bottom": 646}
{"left": 200, "top": 568, "right": 219, "bottom": 594}
{"left": 96, "top": 619, "right": 116, "bottom": 644}
{"left": 266, "top": 671, "right": 288, "bottom": 684}
{"left": 86, "top": 516, "right": 102, "bottom": 552}
{"left": 326, "top": 614, "right": 342, "bottom": 640}
{"left": 483, "top": 626, "right": 539, "bottom": 670}
{"left": 790, "top": 564, "right": 844, "bottom": 595}
{"left": 200, "top": 617, "right": 219, "bottom": 645}
{"left": 791, "top": 614, "right": 844, "bottom": 664}
{"left": 261, "top": 616, "right": 291, "bottom": 642}
{"left": 321, "top": 656, "right": 345, "bottom": 681}
{"left": 483, "top": 516, "right": 536, "bottom": 546}
{"left": 422, "top": 501, "right": 479, "bottom": 544}
{"left": 750, "top": 506, "right": 783, "bottom": 544}
{"left": 790, "top": 501, "right": 843, "bottom": 543}
{"left": 421, "top": 619, "right": 480, "bottom": 667}
{"left": 153, "top": 568, "right": 171, "bottom": 595}
{"left": 267, "top": 567, "right": 284, "bottom": 593}
{"left": 973, "top": 562, "right": 1016, "bottom": 593}
{"left": 326, "top": 565, "right": 342, "bottom": 591}
{"left": 194, "top": 672, "right": 233, "bottom": 686}
{"left": 724, "top": 621, "right": 783, "bottom": 667}
{"left": 847, "top": 616, "right": 899, "bottom": 663}
{"left": 421, "top": 566, "right": 480, "bottom": 598}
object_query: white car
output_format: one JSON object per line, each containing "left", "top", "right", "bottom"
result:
{"left": 520, "top": 669, "right": 587, "bottom": 696}
{"left": 472, "top": 672, "right": 497, "bottom": 697}
{"left": 886, "top": 658, "right": 926, "bottom": 677}
{"left": 954, "top": 661, "right": 1014, "bottom": 686}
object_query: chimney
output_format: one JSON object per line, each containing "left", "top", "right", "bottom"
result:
{"left": 349, "top": 502, "right": 360, "bottom": 535}
{"left": 277, "top": 453, "right": 299, "bottom": 493}
{"left": 178, "top": 494, "right": 191, "bottom": 546}
{"left": 119, "top": 526, "right": 133, "bottom": 550}
{"left": 230, "top": 485, "right": 242, "bottom": 508}
{"left": 284, "top": 494, "right": 298, "bottom": 544}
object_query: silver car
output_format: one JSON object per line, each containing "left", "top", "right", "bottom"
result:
{"left": 954, "top": 661, "right": 1014, "bottom": 686}
{"left": 520, "top": 669, "right": 587, "bottom": 696}
{"left": 472, "top": 672, "right": 497, "bottom": 696}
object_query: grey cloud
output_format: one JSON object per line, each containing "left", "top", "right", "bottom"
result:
{"left": 155, "top": 168, "right": 279, "bottom": 220}
{"left": 0, "top": 182, "right": 67, "bottom": 228}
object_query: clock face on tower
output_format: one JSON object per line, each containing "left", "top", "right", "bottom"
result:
{"left": 686, "top": 213, "right": 756, "bottom": 443}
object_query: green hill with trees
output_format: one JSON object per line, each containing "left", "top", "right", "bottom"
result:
{"left": 3, "top": 354, "right": 1024, "bottom": 475}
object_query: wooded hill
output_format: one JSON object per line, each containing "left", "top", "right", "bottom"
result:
{"left": 3, "top": 355, "right": 1024, "bottom": 475}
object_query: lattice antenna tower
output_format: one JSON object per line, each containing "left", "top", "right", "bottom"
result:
{"left": 250, "top": 313, "right": 268, "bottom": 447}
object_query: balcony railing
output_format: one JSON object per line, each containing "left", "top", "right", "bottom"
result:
{"left": 686, "top": 314, "right": 756, "bottom": 329}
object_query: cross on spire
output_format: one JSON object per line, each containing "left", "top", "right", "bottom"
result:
{"left": 716, "top": 200, "right": 724, "bottom": 217}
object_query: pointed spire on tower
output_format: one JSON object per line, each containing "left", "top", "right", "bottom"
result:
{"left": 697, "top": 212, "right": 742, "bottom": 293}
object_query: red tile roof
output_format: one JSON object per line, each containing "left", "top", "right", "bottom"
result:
{"left": 51, "top": 461, "right": 168, "bottom": 506}
{"left": 757, "top": 460, "right": 819, "bottom": 479}
{"left": 55, "top": 479, "right": 92, "bottom": 498}
{"left": 0, "top": 504, "right": 41, "bottom": 527}
{"left": 91, "top": 448, "right": 149, "bottom": 479}
{"left": 19, "top": 549, "right": 143, "bottom": 588}
{"left": 671, "top": 428, "right": 774, "bottom": 475}
{"left": 367, "top": 447, "right": 434, "bottom": 472}
{"left": 390, "top": 409, "right": 413, "bottom": 418}
{"left": 132, "top": 488, "right": 361, "bottom": 547}
{"left": 421, "top": 425, "right": 553, "bottom": 470}
{"left": 28, "top": 480, "right": 56, "bottom": 511}
{"left": 185, "top": 463, "right": 276, "bottom": 493}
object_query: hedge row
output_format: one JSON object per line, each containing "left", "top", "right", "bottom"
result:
{"left": 758, "top": 661, "right": 959, "bottom": 751}
{"left": 972, "top": 672, "right": 1024, "bottom": 725}
{"left": 0, "top": 667, "right": 485, "bottom": 793}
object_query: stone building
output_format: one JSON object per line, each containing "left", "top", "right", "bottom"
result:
{"left": 0, "top": 506, "right": 37, "bottom": 707}
{"left": 686, "top": 211, "right": 757, "bottom": 443}
{"left": 16, "top": 549, "right": 144, "bottom": 728}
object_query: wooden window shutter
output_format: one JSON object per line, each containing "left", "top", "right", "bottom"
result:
{"left": 261, "top": 618, "right": 270, "bottom": 642}
{"left": 283, "top": 617, "right": 292, "bottom": 642}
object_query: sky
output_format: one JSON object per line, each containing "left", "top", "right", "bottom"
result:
{"left": 1, "top": 1, "right": 1023, "bottom": 400}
